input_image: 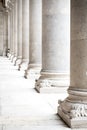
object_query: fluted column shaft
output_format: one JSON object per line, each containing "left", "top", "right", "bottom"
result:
{"left": 58, "top": 0, "right": 87, "bottom": 128}
{"left": 36, "top": 0, "right": 70, "bottom": 93}
{"left": 18, "top": 0, "right": 29, "bottom": 71}
{"left": 24, "top": 0, "right": 42, "bottom": 79}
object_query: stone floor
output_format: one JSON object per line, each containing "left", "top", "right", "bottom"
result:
{"left": 0, "top": 57, "right": 84, "bottom": 130}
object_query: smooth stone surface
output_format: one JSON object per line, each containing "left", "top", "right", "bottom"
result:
{"left": 25, "top": 0, "right": 42, "bottom": 79}
{"left": 35, "top": 72, "right": 69, "bottom": 93}
{"left": 36, "top": 0, "right": 70, "bottom": 92}
{"left": 58, "top": 0, "right": 87, "bottom": 128}
{"left": 42, "top": 0, "right": 70, "bottom": 72}
{"left": 13, "top": 1, "right": 18, "bottom": 59}
{"left": 0, "top": 11, "right": 4, "bottom": 56}
{"left": 18, "top": 61, "right": 28, "bottom": 71}
{"left": 17, "top": 0, "right": 22, "bottom": 61}
{"left": 24, "top": 64, "right": 41, "bottom": 79}
{"left": 3, "top": 12, "right": 8, "bottom": 57}
{"left": 0, "top": 56, "right": 70, "bottom": 130}
{"left": 29, "top": 0, "right": 42, "bottom": 64}
{"left": 35, "top": 85, "right": 68, "bottom": 93}
{"left": 22, "top": 0, "right": 29, "bottom": 61}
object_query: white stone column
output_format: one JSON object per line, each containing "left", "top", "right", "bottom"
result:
{"left": 10, "top": 6, "right": 15, "bottom": 61}
{"left": 11, "top": 3, "right": 16, "bottom": 62}
{"left": 7, "top": 2, "right": 14, "bottom": 60}
{"left": 3, "top": 11, "right": 8, "bottom": 57}
{"left": 0, "top": 7, "right": 4, "bottom": 56}
{"left": 13, "top": 0, "right": 18, "bottom": 64}
{"left": 58, "top": 0, "right": 87, "bottom": 128}
{"left": 7, "top": 11, "right": 11, "bottom": 58}
{"left": 24, "top": 0, "right": 42, "bottom": 79}
{"left": 18, "top": 0, "right": 29, "bottom": 71}
{"left": 15, "top": 0, "right": 22, "bottom": 66}
{"left": 35, "top": 0, "right": 70, "bottom": 93}
{"left": 9, "top": 10, "right": 13, "bottom": 60}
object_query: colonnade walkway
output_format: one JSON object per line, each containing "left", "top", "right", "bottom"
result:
{"left": 0, "top": 57, "right": 70, "bottom": 130}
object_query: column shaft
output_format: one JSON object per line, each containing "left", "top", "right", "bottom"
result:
{"left": 10, "top": 6, "right": 15, "bottom": 61}
{"left": 13, "top": 0, "right": 18, "bottom": 64}
{"left": 18, "top": 0, "right": 29, "bottom": 71}
{"left": 36, "top": 0, "right": 70, "bottom": 93}
{"left": 24, "top": 0, "right": 42, "bottom": 79}
{"left": 15, "top": 0, "right": 22, "bottom": 65}
{"left": 58, "top": 0, "right": 87, "bottom": 128}
{"left": 3, "top": 11, "right": 8, "bottom": 57}
{"left": 10, "top": 10, "right": 13, "bottom": 59}
{"left": 7, "top": 11, "right": 11, "bottom": 57}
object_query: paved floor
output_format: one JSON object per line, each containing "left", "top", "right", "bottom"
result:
{"left": 0, "top": 57, "right": 81, "bottom": 130}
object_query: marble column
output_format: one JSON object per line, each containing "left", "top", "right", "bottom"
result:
{"left": 58, "top": 0, "right": 87, "bottom": 128}
{"left": 3, "top": 11, "right": 8, "bottom": 57}
{"left": 15, "top": 0, "right": 22, "bottom": 66}
{"left": 18, "top": 0, "right": 29, "bottom": 71}
{"left": 9, "top": 10, "right": 13, "bottom": 60}
{"left": 35, "top": 0, "right": 70, "bottom": 93}
{"left": 0, "top": 7, "right": 4, "bottom": 56}
{"left": 13, "top": 0, "right": 18, "bottom": 64}
{"left": 10, "top": 6, "right": 15, "bottom": 61}
{"left": 24, "top": 0, "right": 42, "bottom": 79}
{"left": 7, "top": 11, "right": 11, "bottom": 58}
{"left": 11, "top": 3, "right": 16, "bottom": 62}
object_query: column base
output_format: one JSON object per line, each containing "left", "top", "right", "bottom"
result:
{"left": 7, "top": 53, "right": 9, "bottom": 57}
{"left": 35, "top": 72, "right": 69, "bottom": 93}
{"left": 9, "top": 54, "right": 12, "bottom": 60}
{"left": 35, "top": 84, "right": 68, "bottom": 93}
{"left": 58, "top": 105, "right": 87, "bottom": 128}
{"left": 11, "top": 55, "right": 14, "bottom": 62}
{"left": 15, "top": 58, "right": 22, "bottom": 66}
{"left": 3, "top": 52, "right": 6, "bottom": 57}
{"left": 58, "top": 87, "right": 87, "bottom": 128}
{"left": 24, "top": 64, "right": 41, "bottom": 79}
{"left": 13, "top": 56, "right": 17, "bottom": 65}
{"left": 18, "top": 60, "right": 28, "bottom": 71}
{"left": 58, "top": 101, "right": 87, "bottom": 128}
